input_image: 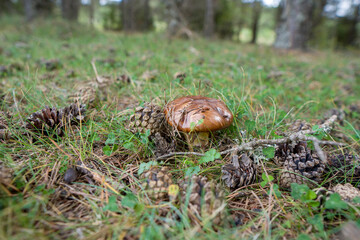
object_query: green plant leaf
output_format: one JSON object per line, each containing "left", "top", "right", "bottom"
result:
{"left": 325, "top": 193, "right": 348, "bottom": 210}
{"left": 138, "top": 161, "right": 157, "bottom": 175}
{"left": 308, "top": 214, "right": 324, "bottom": 232}
{"left": 199, "top": 149, "right": 221, "bottom": 164}
{"left": 105, "top": 132, "right": 116, "bottom": 145}
{"left": 121, "top": 193, "right": 137, "bottom": 209}
{"left": 103, "top": 195, "right": 119, "bottom": 212}
{"left": 103, "top": 144, "right": 118, "bottom": 156}
{"left": 185, "top": 166, "right": 200, "bottom": 177}
{"left": 297, "top": 233, "right": 312, "bottom": 240}
{"left": 263, "top": 147, "right": 275, "bottom": 159}
{"left": 139, "top": 130, "right": 150, "bottom": 145}
{"left": 291, "top": 183, "right": 310, "bottom": 200}
{"left": 123, "top": 142, "right": 135, "bottom": 151}
{"left": 271, "top": 184, "right": 282, "bottom": 198}
{"left": 261, "top": 172, "right": 274, "bottom": 187}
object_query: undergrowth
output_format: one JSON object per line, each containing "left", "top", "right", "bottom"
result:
{"left": 0, "top": 17, "right": 360, "bottom": 240}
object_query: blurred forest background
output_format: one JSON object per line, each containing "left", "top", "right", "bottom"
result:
{"left": 1, "top": 0, "right": 359, "bottom": 50}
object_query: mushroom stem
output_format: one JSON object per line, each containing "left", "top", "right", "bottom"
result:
{"left": 185, "top": 132, "right": 210, "bottom": 151}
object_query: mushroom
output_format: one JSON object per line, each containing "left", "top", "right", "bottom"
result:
{"left": 164, "top": 95, "right": 233, "bottom": 149}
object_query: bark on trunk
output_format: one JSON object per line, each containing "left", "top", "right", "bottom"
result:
{"left": 348, "top": 3, "right": 360, "bottom": 46}
{"left": 24, "top": 0, "right": 35, "bottom": 21}
{"left": 0, "top": 0, "right": 13, "bottom": 14}
{"left": 274, "top": 0, "right": 315, "bottom": 50}
{"left": 250, "top": 0, "right": 262, "bottom": 44}
{"left": 61, "top": 0, "right": 80, "bottom": 21}
{"left": 204, "top": 0, "right": 215, "bottom": 38}
{"left": 142, "top": 0, "right": 152, "bottom": 30}
{"left": 121, "top": 0, "right": 134, "bottom": 31}
{"left": 89, "top": 0, "right": 96, "bottom": 26}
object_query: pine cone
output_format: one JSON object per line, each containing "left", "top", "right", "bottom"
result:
{"left": 279, "top": 141, "right": 325, "bottom": 188}
{"left": 141, "top": 166, "right": 173, "bottom": 201}
{"left": 221, "top": 154, "right": 257, "bottom": 190}
{"left": 70, "top": 85, "right": 97, "bottom": 105}
{"left": 288, "top": 119, "right": 312, "bottom": 133}
{"left": 0, "top": 161, "right": 13, "bottom": 186}
{"left": 0, "top": 111, "right": 11, "bottom": 140}
{"left": 128, "top": 103, "right": 165, "bottom": 136}
{"left": 332, "top": 183, "right": 360, "bottom": 202}
{"left": 25, "top": 103, "right": 86, "bottom": 136}
{"left": 151, "top": 132, "right": 176, "bottom": 157}
{"left": 328, "top": 153, "right": 360, "bottom": 183}
{"left": 275, "top": 141, "right": 310, "bottom": 165}
{"left": 179, "top": 175, "right": 226, "bottom": 225}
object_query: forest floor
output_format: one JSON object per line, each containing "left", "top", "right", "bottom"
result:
{"left": 1, "top": 17, "right": 360, "bottom": 240}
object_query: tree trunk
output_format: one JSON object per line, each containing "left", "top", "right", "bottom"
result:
{"left": 121, "top": 0, "right": 135, "bottom": 31}
{"left": 24, "top": 0, "right": 35, "bottom": 21}
{"left": 274, "top": 0, "right": 315, "bottom": 50}
{"left": 0, "top": 0, "right": 14, "bottom": 14}
{"left": 142, "top": 0, "right": 152, "bottom": 30}
{"left": 250, "top": 0, "right": 262, "bottom": 44}
{"left": 61, "top": 0, "right": 80, "bottom": 21}
{"left": 162, "top": 0, "right": 188, "bottom": 37}
{"left": 89, "top": 0, "right": 96, "bottom": 26}
{"left": 203, "top": 0, "right": 215, "bottom": 38}
{"left": 348, "top": 2, "right": 360, "bottom": 46}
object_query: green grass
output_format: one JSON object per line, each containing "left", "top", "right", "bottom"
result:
{"left": 1, "top": 16, "right": 360, "bottom": 240}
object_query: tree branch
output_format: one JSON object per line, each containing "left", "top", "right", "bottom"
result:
{"left": 156, "top": 115, "right": 344, "bottom": 164}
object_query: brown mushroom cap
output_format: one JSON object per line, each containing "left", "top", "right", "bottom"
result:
{"left": 164, "top": 96, "right": 233, "bottom": 132}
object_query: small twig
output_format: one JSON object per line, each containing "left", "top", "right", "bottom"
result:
{"left": 156, "top": 115, "right": 344, "bottom": 164}
{"left": 91, "top": 58, "right": 103, "bottom": 84}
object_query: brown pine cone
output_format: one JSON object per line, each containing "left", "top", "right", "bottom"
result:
{"left": 0, "top": 111, "right": 11, "bottom": 140}
{"left": 141, "top": 166, "right": 173, "bottom": 201}
{"left": 288, "top": 119, "right": 312, "bottom": 133}
{"left": 279, "top": 141, "right": 325, "bottom": 188}
{"left": 128, "top": 103, "right": 165, "bottom": 136}
{"left": 70, "top": 85, "right": 97, "bottom": 106}
{"left": 327, "top": 153, "right": 360, "bottom": 183}
{"left": 221, "top": 154, "right": 257, "bottom": 190}
{"left": 179, "top": 175, "right": 226, "bottom": 225}
{"left": 0, "top": 161, "right": 13, "bottom": 186}
{"left": 25, "top": 103, "right": 86, "bottom": 136}
{"left": 151, "top": 132, "right": 176, "bottom": 157}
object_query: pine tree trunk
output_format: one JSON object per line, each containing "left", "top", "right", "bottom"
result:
{"left": 250, "top": 0, "right": 262, "bottom": 44}
{"left": 0, "top": 0, "right": 13, "bottom": 14}
{"left": 143, "top": 0, "right": 152, "bottom": 30}
{"left": 348, "top": 3, "right": 359, "bottom": 46}
{"left": 61, "top": 0, "right": 80, "bottom": 21}
{"left": 203, "top": 0, "right": 215, "bottom": 38}
{"left": 274, "top": 0, "right": 315, "bottom": 50}
{"left": 24, "top": 0, "right": 35, "bottom": 21}
{"left": 89, "top": 0, "right": 95, "bottom": 26}
{"left": 121, "top": 0, "right": 134, "bottom": 31}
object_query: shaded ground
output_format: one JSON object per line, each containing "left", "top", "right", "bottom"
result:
{"left": 0, "top": 17, "right": 360, "bottom": 239}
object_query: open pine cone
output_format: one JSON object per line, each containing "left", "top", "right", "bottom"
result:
{"left": 288, "top": 119, "right": 312, "bottom": 133}
{"left": 221, "top": 154, "right": 257, "bottom": 190}
{"left": 179, "top": 175, "right": 226, "bottom": 225}
{"left": 25, "top": 103, "right": 86, "bottom": 136}
{"left": 0, "top": 161, "right": 13, "bottom": 186}
{"left": 279, "top": 141, "right": 325, "bottom": 188}
{"left": 0, "top": 111, "right": 11, "bottom": 140}
{"left": 128, "top": 103, "right": 165, "bottom": 136}
{"left": 327, "top": 153, "right": 360, "bottom": 184}
{"left": 70, "top": 85, "right": 97, "bottom": 106}
{"left": 141, "top": 166, "right": 173, "bottom": 201}
{"left": 151, "top": 132, "right": 176, "bottom": 157}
